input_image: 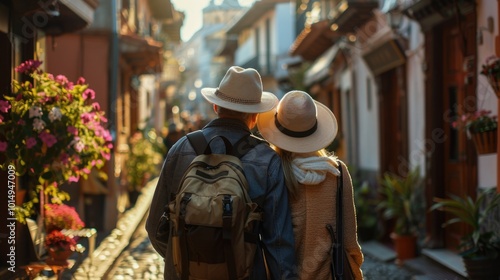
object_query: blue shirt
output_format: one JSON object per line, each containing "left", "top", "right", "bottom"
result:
{"left": 146, "top": 118, "right": 298, "bottom": 280}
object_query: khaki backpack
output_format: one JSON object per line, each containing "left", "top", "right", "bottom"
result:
{"left": 168, "top": 131, "right": 264, "bottom": 280}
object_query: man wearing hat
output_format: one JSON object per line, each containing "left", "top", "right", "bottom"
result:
{"left": 146, "top": 66, "right": 298, "bottom": 280}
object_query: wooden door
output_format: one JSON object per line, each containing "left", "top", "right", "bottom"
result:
{"left": 379, "top": 66, "right": 408, "bottom": 175}
{"left": 441, "top": 13, "right": 477, "bottom": 251}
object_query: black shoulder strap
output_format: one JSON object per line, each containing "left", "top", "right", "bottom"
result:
{"left": 186, "top": 130, "right": 208, "bottom": 155}
{"left": 233, "top": 134, "right": 264, "bottom": 158}
{"left": 336, "top": 162, "right": 345, "bottom": 278}
{"left": 186, "top": 130, "right": 263, "bottom": 158}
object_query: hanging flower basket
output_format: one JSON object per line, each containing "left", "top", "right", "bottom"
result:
{"left": 470, "top": 129, "right": 497, "bottom": 155}
{"left": 486, "top": 75, "right": 500, "bottom": 98}
{"left": 481, "top": 56, "right": 500, "bottom": 98}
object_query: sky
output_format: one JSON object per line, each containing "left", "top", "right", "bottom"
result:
{"left": 170, "top": 0, "right": 256, "bottom": 41}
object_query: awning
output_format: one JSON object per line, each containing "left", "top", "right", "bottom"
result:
{"left": 120, "top": 34, "right": 163, "bottom": 74}
{"left": 362, "top": 38, "right": 406, "bottom": 76}
{"left": 402, "top": 0, "right": 474, "bottom": 31}
{"left": 289, "top": 19, "right": 339, "bottom": 62}
{"left": 227, "top": 0, "right": 288, "bottom": 34}
{"left": 304, "top": 44, "right": 340, "bottom": 86}
{"left": 11, "top": 0, "right": 99, "bottom": 35}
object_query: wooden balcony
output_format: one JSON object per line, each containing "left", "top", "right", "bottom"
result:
{"left": 330, "top": 0, "right": 379, "bottom": 34}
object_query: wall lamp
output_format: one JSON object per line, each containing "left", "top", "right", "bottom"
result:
{"left": 46, "top": 0, "right": 60, "bottom": 17}
{"left": 478, "top": 16, "right": 494, "bottom": 45}
{"left": 387, "top": 7, "right": 404, "bottom": 30}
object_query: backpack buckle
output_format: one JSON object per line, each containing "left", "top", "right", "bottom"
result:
{"left": 222, "top": 195, "right": 233, "bottom": 216}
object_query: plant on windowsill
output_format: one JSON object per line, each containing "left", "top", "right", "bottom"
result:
{"left": 452, "top": 109, "right": 498, "bottom": 154}
{"left": 0, "top": 60, "right": 113, "bottom": 223}
{"left": 429, "top": 187, "right": 500, "bottom": 280}
{"left": 376, "top": 166, "right": 425, "bottom": 264}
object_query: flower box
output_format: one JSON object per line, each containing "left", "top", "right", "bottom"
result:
{"left": 470, "top": 129, "right": 497, "bottom": 155}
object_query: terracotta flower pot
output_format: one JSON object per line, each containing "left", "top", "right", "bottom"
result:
{"left": 46, "top": 248, "right": 73, "bottom": 266}
{"left": 390, "top": 233, "right": 417, "bottom": 264}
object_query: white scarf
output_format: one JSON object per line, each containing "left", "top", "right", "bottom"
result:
{"left": 291, "top": 155, "right": 340, "bottom": 185}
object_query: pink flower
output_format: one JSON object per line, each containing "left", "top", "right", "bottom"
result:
{"left": 60, "top": 153, "right": 70, "bottom": 164}
{"left": 0, "top": 100, "right": 11, "bottom": 113}
{"left": 83, "top": 89, "right": 95, "bottom": 100}
{"left": 68, "top": 175, "right": 80, "bottom": 183}
{"left": 101, "top": 150, "right": 111, "bottom": 160}
{"left": 0, "top": 115, "right": 3, "bottom": 124}
{"left": 77, "top": 77, "right": 86, "bottom": 85}
{"left": 0, "top": 141, "right": 7, "bottom": 152}
{"left": 39, "top": 131, "right": 58, "bottom": 148}
{"left": 15, "top": 59, "right": 42, "bottom": 74}
{"left": 26, "top": 137, "right": 37, "bottom": 149}
{"left": 67, "top": 126, "right": 78, "bottom": 136}
{"left": 91, "top": 102, "right": 100, "bottom": 111}
{"left": 102, "top": 130, "right": 112, "bottom": 142}
{"left": 55, "top": 75, "right": 69, "bottom": 85}
{"left": 17, "top": 119, "right": 25, "bottom": 125}
{"left": 80, "top": 112, "right": 93, "bottom": 124}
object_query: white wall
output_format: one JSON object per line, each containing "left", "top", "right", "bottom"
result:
{"left": 139, "top": 75, "right": 156, "bottom": 129}
{"left": 274, "top": 3, "right": 295, "bottom": 54}
{"left": 476, "top": 1, "right": 498, "bottom": 188}
{"left": 354, "top": 52, "right": 380, "bottom": 170}
{"left": 235, "top": 35, "right": 256, "bottom": 66}
{"left": 406, "top": 20, "right": 426, "bottom": 176}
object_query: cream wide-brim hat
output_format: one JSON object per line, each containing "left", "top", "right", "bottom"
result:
{"left": 201, "top": 66, "right": 278, "bottom": 113}
{"left": 257, "top": 90, "right": 338, "bottom": 153}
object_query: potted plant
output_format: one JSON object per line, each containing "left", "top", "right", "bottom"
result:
{"left": 44, "top": 230, "right": 77, "bottom": 265}
{"left": 350, "top": 166, "right": 378, "bottom": 241}
{"left": 44, "top": 203, "right": 85, "bottom": 233}
{"left": 452, "top": 109, "right": 497, "bottom": 154}
{"left": 377, "top": 166, "right": 425, "bottom": 263}
{"left": 125, "top": 128, "right": 165, "bottom": 204}
{"left": 430, "top": 187, "right": 500, "bottom": 280}
{"left": 0, "top": 60, "right": 113, "bottom": 223}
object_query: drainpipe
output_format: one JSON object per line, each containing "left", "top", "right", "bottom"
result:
{"left": 104, "top": 0, "right": 120, "bottom": 231}
{"left": 110, "top": 0, "right": 119, "bottom": 134}
{"left": 496, "top": 0, "right": 500, "bottom": 193}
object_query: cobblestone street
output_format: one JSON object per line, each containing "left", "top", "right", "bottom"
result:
{"left": 106, "top": 218, "right": 417, "bottom": 280}
{"left": 107, "top": 218, "right": 164, "bottom": 280}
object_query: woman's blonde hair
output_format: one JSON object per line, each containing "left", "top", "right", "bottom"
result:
{"left": 274, "top": 147, "right": 330, "bottom": 200}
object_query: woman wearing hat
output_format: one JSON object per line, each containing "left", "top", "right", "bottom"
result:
{"left": 257, "top": 90, "right": 364, "bottom": 279}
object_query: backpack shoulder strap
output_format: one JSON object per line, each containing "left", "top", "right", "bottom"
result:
{"left": 186, "top": 130, "right": 208, "bottom": 155}
{"left": 188, "top": 131, "right": 264, "bottom": 158}
{"left": 233, "top": 134, "right": 265, "bottom": 158}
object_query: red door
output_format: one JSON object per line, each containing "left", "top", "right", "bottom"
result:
{"left": 441, "top": 13, "right": 477, "bottom": 251}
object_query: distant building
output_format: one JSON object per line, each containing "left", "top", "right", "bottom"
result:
{"left": 174, "top": 0, "right": 246, "bottom": 123}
